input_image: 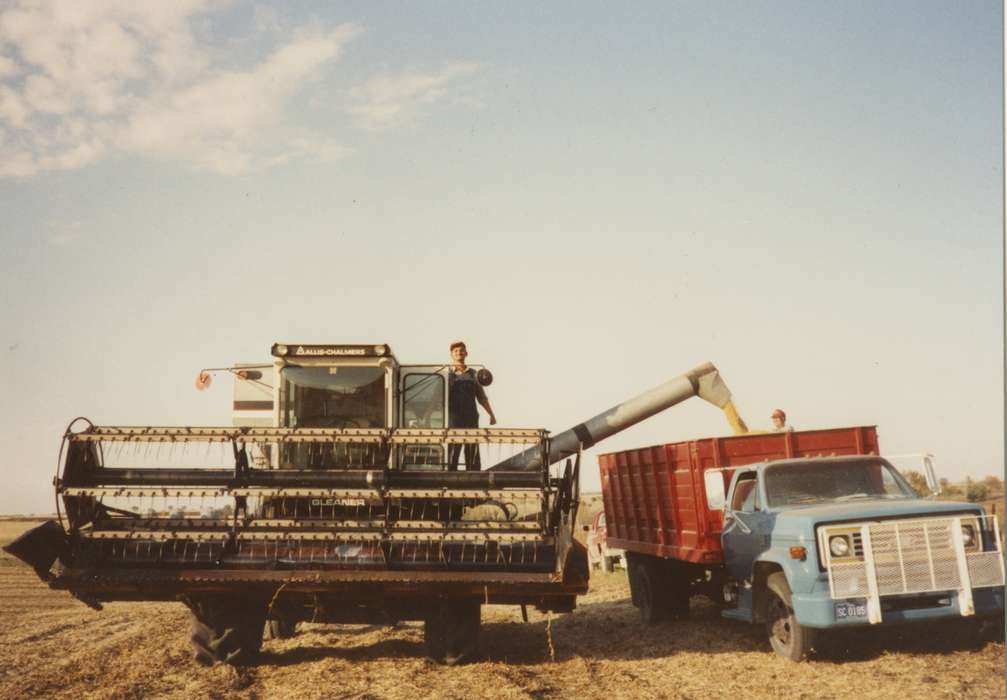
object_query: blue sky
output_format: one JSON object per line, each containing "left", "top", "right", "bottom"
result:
{"left": 0, "top": 1, "right": 1002, "bottom": 513}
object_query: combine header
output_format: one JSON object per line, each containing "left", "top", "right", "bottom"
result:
{"left": 5, "top": 343, "right": 741, "bottom": 665}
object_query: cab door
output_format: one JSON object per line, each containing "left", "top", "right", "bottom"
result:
{"left": 398, "top": 366, "right": 448, "bottom": 469}
{"left": 722, "top": 469, "right": 768, "bottom": 584}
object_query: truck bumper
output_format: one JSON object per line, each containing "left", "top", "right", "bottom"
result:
{"left": 792, "top": 582, "right": 1004, "bottom": 629}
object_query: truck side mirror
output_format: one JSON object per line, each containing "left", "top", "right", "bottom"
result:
{"left": 923, "top": 454, "right": 941, "bottom": 496}
{"left": 704, "top": 470, "right": 726, "bottom": 510}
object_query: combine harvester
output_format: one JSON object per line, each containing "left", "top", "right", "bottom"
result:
{"left": 5, "top": 343, "right": 744, "bottom": 665}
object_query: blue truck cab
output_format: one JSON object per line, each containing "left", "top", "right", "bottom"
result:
{"left": 718, "top": 455, "right": 1004, "bottom": 660}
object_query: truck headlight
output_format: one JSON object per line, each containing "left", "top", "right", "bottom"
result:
{"left": 829, "top": 535, "right": 850, "bottom": 558}
{"left": 961, "top": 525, "right": 975, "bottom": 548}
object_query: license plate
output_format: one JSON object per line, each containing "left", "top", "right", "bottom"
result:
{"left": 834, "top": 600, "right": 868, "bottom": 620}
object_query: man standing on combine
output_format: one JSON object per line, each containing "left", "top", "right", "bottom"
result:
{"left": 447, "top": 341, "right": 497, "bottom": 471}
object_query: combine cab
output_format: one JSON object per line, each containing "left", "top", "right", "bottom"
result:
{"left": 6, "top": 343, "right": 739, "bottom": 665}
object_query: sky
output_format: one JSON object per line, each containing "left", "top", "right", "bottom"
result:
{"left": 0, "top": 1, "right": 1003, "bottom": 514}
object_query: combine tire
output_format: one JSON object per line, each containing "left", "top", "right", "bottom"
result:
{"left": 266, "top": 615, "right": 298, "bottom": 640}
{"left": 424, "top": 599, "right": 481, "bottom": 665}
{"left": 188, "top": 597, "right": 267, "bottom": 666}
{"left": 765, "top": 572, "right": 816, "bottom": 661}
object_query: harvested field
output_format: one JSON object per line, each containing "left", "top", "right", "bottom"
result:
{"left": 1, "top": 519, "right": 1003, "bottom": 700}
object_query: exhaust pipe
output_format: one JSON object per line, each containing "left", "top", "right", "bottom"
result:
{"left": 489, "top": 361, "right": 744, "bottom": 471}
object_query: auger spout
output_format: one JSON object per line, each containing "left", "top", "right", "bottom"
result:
{"left": 489, "top": 361, "right": 746, "bottom": 471}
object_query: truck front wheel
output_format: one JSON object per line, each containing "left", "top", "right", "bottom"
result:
{"left": 424, "top": 599, "right": 481, "bottom": 665}
{"left": 765, "top": 572, "right": 816, "bottom": 661}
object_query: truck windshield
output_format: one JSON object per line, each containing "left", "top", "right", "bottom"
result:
{"left": 764, "top": 459, "right": 916, "bottom": 508}
{"left": 281, "top": 366, "right": 386, "bottom": 428}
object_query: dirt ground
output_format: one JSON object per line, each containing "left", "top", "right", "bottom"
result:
{"left": 1, "top": 519, "right": 1003, "bottom": 700}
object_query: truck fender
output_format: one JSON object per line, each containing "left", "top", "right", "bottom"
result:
{"left": 750, "top": 553, "right": 804, "bottom": 624}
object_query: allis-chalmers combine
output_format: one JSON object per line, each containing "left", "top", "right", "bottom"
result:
{"left": 5, "top": 343, "right": 740, "bottom": 665}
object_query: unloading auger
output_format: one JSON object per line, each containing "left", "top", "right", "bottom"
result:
{"left": 490, "top": 361, "right": 748, "bottom": 471}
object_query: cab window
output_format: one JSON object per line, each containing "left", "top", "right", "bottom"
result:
{"left": 281, "top": 366, "right": 386, "bottom": 429}
{"left": 399, "top": 372, "right": 446, "bottom": 469}
{"left": 731, "top": 475, "right": 759, "bottom": 512}
{"left": 401, "top": 373, "right": 445, "bottom": 428}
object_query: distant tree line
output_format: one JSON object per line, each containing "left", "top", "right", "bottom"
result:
{"left": 900, "top": 471, "right": 1004, "bottom": 502}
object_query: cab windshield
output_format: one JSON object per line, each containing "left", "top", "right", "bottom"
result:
{"left": 764, "top": 459, "right": 917, "bottom": 508}
{"left": 281, "top": 366, "right": 386, "bottom": 429}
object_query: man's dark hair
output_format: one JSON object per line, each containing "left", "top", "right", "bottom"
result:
{"left": 450, "top": 341, "right": 466, "bottom": 352}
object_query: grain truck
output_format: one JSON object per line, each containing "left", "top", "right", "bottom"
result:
{"left": 599, "top": 427, "right": 1005, "bottom": 660}
{"left": 4, "top": 345, "right": 741, "bottom": 666}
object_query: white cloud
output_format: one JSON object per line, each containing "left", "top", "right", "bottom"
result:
{"left": 0, "top": 54, "right": 17, "bottom": 78}
{"left": 0, "top": 85, "right": 28, "bottom": 127}
{"left": 122, "top": 24, "right": 360, "bottom": 174}
{"left": 349, "top": 62, "right": 481, "bottom": 131}
{"left": 0, "top": 2, "right": 361, "bottom": 177}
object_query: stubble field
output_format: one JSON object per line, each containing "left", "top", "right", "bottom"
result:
{"left": 1, "top": 519, "right": 1003, "bottom": 700}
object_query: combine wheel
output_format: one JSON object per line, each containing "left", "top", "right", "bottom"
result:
{"left": 765, "top": 572, "right": 816, "bottom": 661}
{"left": 188, "top": 597, "right": 267, "bottom": 666}
{"left": 266, "top": 615, "right": 298, "bottom": 640}
{"left": 424, "top": 599, "right": 481, "bottom": 665}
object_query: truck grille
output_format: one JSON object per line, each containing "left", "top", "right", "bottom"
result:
{"left": 822, "top": 515, "right": 1004, "bottom": 600}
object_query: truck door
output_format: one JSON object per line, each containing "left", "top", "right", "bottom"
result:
{"left": 722, "top": 469, "right": 772, "bottom": 585}
{"left": 398, "top": 366, "right": 448, "bottom": 469}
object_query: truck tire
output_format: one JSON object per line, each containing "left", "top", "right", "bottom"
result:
{"left": 980, "top": 614, "right": 1006, "bottom": 644}
{"left": 424, "top": 599, "right": 481, "bottom": 665}
{"left": 765, "top": 572, "right": 816, "bottom": 661}
{"left": 188, "top": 597, "right": 267, "bottom": 666}
{"left": 664, "top": 562, "right": 690, "bottom": 620}
{"left": 633, "top": 561, "right": 667, "bottom": 625}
